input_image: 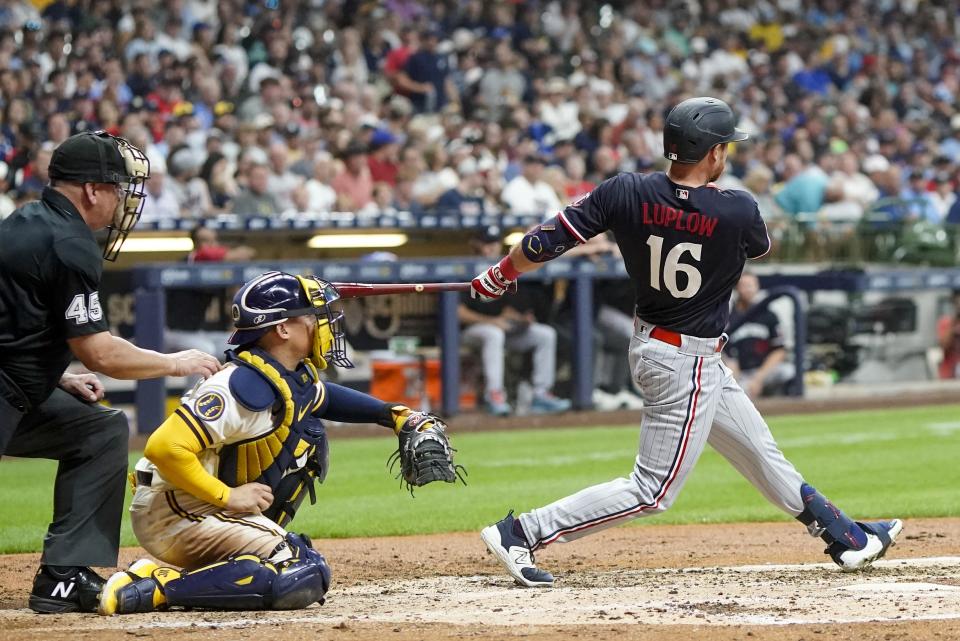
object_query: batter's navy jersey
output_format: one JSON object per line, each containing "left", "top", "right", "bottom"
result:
{"left": 557, "top": 172, "right": 770, "bottom": 337}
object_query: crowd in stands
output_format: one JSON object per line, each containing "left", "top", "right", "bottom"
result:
{"left": 1, "top": 0, "right": 960, "bottom": 236}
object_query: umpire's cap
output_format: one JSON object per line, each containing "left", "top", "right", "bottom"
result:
{"left": 662, "top": 97, "right": 748, "bottom": 164}
{"left": 49, "top": 131, "right": 134, "bottom": 184}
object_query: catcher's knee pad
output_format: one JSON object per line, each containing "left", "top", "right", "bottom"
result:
{"left": 796, "top": 483, "right": 867, "bottom": 550}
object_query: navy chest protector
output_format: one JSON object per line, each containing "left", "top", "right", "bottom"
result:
{"left": 219, "top": 348, "right": 328, "bottom": 527}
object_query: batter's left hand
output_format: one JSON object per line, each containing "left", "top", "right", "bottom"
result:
{"left": 471, "top": 264, "right": 514, "bottom": 301}
{"left": 59, "top": 372, "right": 105, "bottom": 402}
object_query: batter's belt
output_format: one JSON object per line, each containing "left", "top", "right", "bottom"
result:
{"left": 635, "top": 319, "right": 727, "bottom": 355}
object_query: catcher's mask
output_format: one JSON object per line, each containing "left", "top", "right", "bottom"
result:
{"left": 48, "top": 130, "right": 150, "bottom": 260}
{"left": 228, "top": 271, "right": 352, "bottom": 370}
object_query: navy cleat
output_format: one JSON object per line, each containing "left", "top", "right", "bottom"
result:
{"left": 829, "top": 519, "right": 903, "bottom": 572}
{"left": 480, "top": 511, "right": 554, "bottom": 587}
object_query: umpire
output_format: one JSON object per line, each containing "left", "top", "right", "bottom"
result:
{"left": 0, "top": 131, "right": 221, "bottom": 613}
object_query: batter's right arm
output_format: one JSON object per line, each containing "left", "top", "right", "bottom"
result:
{"left": 471, "top": 176, "right": 620, "bottom": 301}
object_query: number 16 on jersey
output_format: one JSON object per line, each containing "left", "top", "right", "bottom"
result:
{"left": 646, "top": 235, "right": 702, "bottom": 299}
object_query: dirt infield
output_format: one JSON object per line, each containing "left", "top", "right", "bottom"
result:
{"left": 1, "top": 518, "right": 957, "bottom": 641}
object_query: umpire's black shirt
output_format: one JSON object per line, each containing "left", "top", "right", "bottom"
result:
{"left": 0, "top": 187, "right": 109, "bottom": 407}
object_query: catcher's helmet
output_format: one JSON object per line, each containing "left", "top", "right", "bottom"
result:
{"left": 228, "top": 271, "right": 352, "bottom": 369}
{"left": 662, "top": 97, "right": 748, "bottom": 164}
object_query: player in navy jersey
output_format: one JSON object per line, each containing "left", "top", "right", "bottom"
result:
{"left": 474, "top": 97, "right": 902, "bottom": 587}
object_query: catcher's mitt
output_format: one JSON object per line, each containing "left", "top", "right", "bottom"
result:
{"left": 387, "top": 411, "right": 466, "bottom": 494}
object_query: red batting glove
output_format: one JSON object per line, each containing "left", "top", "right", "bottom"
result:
{"left": 471, "top": 257, "right": 520, "bottom": 301}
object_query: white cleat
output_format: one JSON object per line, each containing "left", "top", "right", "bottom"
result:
{"left": 833, "top": 519, "right": 903, "bottom": 572}
{"left": 481, "top": 511, "right": 554, "bottom": 587}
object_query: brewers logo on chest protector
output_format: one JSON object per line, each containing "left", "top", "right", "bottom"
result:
{"left": 216, "top": 348, "right": 330, "bottom": 526}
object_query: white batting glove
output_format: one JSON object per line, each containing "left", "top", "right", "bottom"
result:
{"left": 471, "top": 264, "right": 514, "bottom": 301}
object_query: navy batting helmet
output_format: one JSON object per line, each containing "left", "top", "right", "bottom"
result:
{"left": 228, "top": 271, "right": 352, "bottom": 369}
{"left": 662, "top": 97, "right": 748, "bottom": 164}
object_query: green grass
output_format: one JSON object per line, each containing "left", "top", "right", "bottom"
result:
{"left": 1, "top": 404, "right": 958, "bottom": 553}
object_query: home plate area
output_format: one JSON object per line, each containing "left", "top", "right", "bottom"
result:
{"left": 62, "top": 556, "right": 958, "bottom": 630}
{"left": 316, "top": 556, "right": 960, "bottom": 626}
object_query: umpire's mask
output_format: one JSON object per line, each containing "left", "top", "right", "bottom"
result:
{"left": 49, "top": 131, "right": 150, "bottom": 261}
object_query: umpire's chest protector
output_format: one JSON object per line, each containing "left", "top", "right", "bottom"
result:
{"left": 218, "top": 348, "right": 329, "bottom": 494}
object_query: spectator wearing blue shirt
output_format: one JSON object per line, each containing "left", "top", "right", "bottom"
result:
{"left": 435, "top": 158, "right": 487, "bottom": 216}
{"left": 901, "top": 170, "right": 942, "bottom": 223}
{"left": 400, "top": 28, "right": 457, "bottom": 114}
{"left": 774, "top": 154, "right": 830, "bottom": 218}
{"left": 939, "top": 115, "right": 960, "bottom": 163}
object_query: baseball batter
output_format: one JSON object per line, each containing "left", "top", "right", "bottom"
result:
{"left": 98, "top": 271, "right": 459, "bottom": 614}
{"left": 475, "top": 97, "right": 902, "bottom": 587}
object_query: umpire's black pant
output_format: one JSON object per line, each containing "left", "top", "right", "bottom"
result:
{"left": 0, "top": 386, "right": 128, "bottom": 568}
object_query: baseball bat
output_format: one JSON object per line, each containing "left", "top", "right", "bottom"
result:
{"left": 331, "top": 282, "right": 472, "bottom": 298}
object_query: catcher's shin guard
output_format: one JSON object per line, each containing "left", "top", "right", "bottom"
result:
{"left": 163, "top": 534, "right": 329, "bottom": 611}
{"left": 796, "top": 483, "right": 868, "bottom": 551}
{"left": 106, "top": 573, "right": 173, "bottom": 614}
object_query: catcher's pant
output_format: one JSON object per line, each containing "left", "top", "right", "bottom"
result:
{"left": 4, "top": 388, "right": 129, "bottom": 567}
{"left": 130, "top": 481, "right": 289, "bottom": 569}
{"left": 462, "top": 321, "right": 558, "bottom": 396}
{"left": 519, "top": 319, "right": 805, "bottom": 550}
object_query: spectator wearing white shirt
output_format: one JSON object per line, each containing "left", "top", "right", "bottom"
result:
{"left": 167, "top": 147, "right": 212, "bottom": 218}
{"left": 266, "top": 142, "right": 303, "bottom": 212}
{"left": 929, "top": 172, "right": 956, "bottom": 220}
{"left": 139, "top": 158, "right": 182, "bottom": 223}
{"left": 411, "top": 144, "right": 459, "bottom": 207}
{"left": 330, "top": 28, "right": 369, "bottom": 87}
{"left": 0, "top": 162, "right": 15, "bottom": 221}
{"left": 501, "top": 154, "right": 563, "bottom": 217}
{"left": 537, "top": 77, "right": 581, "bottom": 142}
{"left": 835, "top": 152, "right": 879, "bottom": 208}
{"left": 124, "top": 18, "right": 161, "bottom": 63}
{"left": 153, "top": 15, "right": 193, "bottom": 62}
{"left": 303, "top": 151, "right": 338, "bottom": 214}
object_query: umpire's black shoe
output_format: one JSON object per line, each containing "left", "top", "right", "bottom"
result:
{"left": 29, "top": 565, "right": 106, "bottom": 613}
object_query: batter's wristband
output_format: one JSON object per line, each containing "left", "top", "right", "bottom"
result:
{"left": 497, "top": 256, "right": 520, "bottom": 281}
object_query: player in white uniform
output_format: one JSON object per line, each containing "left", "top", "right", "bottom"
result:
{"left": 473, "top": 97, "right": 903, "bottom": 587}
{"left": 98, "top": 272, "right": 445, "bottom": 613}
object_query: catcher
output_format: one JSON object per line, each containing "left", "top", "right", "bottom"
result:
{"left": 99, "top": 271, "right": 461, "bottom": 614}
